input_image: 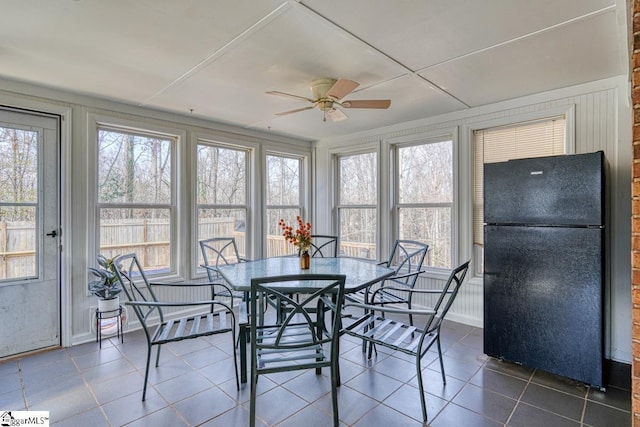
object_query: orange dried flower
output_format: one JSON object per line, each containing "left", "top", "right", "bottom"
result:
{"left": 278, "top": 217, "right": 312, "bottom": 251}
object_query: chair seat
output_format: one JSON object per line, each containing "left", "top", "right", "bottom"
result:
{"left": 151, "top": 311, "right": 232, "bottom": 345}
{"left": 344, "top": 312, "right": 434, "bottom": 355}
{"left": 254, "top": 323, "right": 331, "bottom": 370}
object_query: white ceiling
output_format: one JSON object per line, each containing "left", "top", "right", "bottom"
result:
{"left": 0, "top": 0, "right": 628, "bottom": 141}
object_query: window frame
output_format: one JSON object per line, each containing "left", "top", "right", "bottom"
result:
{"left": 194, "top": 138, "right": 251, "bottom": 274}
{"left": 389, "top": 130, "right": 457, "bottom": 274}
{"left": 92, "top": 119, "right": 180, "bottom": 279}
{"left": 333, "top": 147, "right": 379, "bottom": 260}
{"left": 465, "top": 105, "right": 575, "bottom": 281}
{"left": 264, "top": 151, "right": 308, "bottom": 257}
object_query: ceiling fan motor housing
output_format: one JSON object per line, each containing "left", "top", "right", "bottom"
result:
{"left": 311, "top": 78, "right": 337, "bottom": 100}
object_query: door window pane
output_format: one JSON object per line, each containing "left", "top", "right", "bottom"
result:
{"left": 0, "top": 127, "right": 38, "bottom": 280}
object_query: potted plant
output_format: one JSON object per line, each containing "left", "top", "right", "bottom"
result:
{"left": 88, "top": 254, "right": 122, "bottom": 312}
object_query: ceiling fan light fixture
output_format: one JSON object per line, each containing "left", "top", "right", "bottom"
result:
{"left": 319, "top": 100, "right": 334, "bottom": 111}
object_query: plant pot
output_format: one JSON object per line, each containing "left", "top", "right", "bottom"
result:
{"left": 98, "top": 296, "right": 120, "bottom": 312}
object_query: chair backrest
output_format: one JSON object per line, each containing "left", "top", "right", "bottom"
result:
{"left": 112, "top": 253, "right": 163, "bottom": 326}
{"left": 425, "top": 259, "right": 470, "bottom": 333}
{"left": 200, "top": 237, "right": 243, "bottom": 281}
{"left": 305, "top": 235, "right": 338, "bottom": 258}
{"left": 385, "top": 240, "right": 429, "bottom": 288}
{"left": 250, "top": 274, "right": 346, "bottom": 358}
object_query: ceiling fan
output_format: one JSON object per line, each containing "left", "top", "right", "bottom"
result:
{"left": 266, "top": 78, "right": 391, "bottom": 122}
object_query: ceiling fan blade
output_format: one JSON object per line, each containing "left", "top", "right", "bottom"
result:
{"left": 326, "top": 79, "right": 359, "bottom": 100}
{"left": 275, "top": 106, "right": 315, "bottom": 116}
{"left": 266, "top": 91, "right": 315, "bottom": 103}
{"left": 341, "top": 99, "right": 391, "bottom": 109}
{"left": 326, "top": 108, "right": 348, "bottom": 122}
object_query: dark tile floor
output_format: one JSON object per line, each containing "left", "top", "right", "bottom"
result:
{"left": 0, "top": 316, "right": 631, "bottom": 426}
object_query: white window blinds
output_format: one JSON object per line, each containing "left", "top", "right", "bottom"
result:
{"left": 473, "top": 117, "right": 566, "bottom": 246}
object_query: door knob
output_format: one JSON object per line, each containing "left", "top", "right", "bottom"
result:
{"left": 46, "top": 230, "right": 57, "bottom": 237}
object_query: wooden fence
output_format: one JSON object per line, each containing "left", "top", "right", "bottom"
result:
{"left": 0, "top": 218, "right": 378, "bottom": 279}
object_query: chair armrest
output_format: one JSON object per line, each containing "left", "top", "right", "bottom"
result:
{"left": 149, "top": 281, "right": 236, "bottom": 300}
{"left": 344, "top": 302, "right": 436, "bottom": 317}
{"left": 375, "top": 286, "right": 450, "bottom": 295}
{"left": 383, "top": 269, "right": 426, "bottom": 282}
{"left": 125, "top": 300, "right": 234, "bottom": 312}
{"left": 150, "top": 281, "right": 232, "bottom": 290}
{"left": 150, "top": 281, "right": 213, "bottom": 287}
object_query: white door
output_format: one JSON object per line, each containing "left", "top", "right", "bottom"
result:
{"left": 0, "top": 108, "right": 60, "bottom": 358}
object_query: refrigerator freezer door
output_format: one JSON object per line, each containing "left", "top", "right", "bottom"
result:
{"left": 484, "top": 151, "right": 604, "bottom": 226}
{"left": 483, "top": 225, "right": 603, "bottom": 388}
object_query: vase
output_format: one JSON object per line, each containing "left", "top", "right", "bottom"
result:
{"left": 300, "top": 250, "right": 310, "bottom": 269}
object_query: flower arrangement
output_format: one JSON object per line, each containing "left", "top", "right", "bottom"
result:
{"left": 88, "top": 254, "right": 122, "bottom": 300}
{"left": 278, "top": 216, "right": 312, "bottom": 252}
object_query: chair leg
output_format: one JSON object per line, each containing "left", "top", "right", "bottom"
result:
{"left": 436, "top": 332, "right": 446, "bottom": 384}
{"left": 239, "top": 324, "right": 248, "bottom": 383}
{"left": 416, "top": 352, "right": 428, "bottom": 422}
{"left": 250, "top": 366, "right": 257, "bottom": 427}
{"left": 331, "top": 362, "right": 340, "bottom": 427}
{"left": 142, "top": 345, "right": 152, "bottom": 401}
{"left": 155, "top": 344, "right": 162, "bottom": 367}
{"left": 231, "top": 329, "right": 239, "bottom": 390}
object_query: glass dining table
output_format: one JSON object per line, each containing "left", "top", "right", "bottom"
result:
{"left": 216, "top": 256, "right": 395, "bottom": 383}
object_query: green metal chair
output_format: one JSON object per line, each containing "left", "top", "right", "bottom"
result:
{"left": 113, "top": 253, "right": 239, "bottom": 401}
{"left": 249, "top": 274, "right": 346, "bottom": 427}
{"left": 346, "top": 239, "right": 429, "bottom": 327}
{"left": 200, "top": 237, "right": 253, "bottom": 348}
{"left": 343, "top": 260, "right": 470, "bottom": 423}
{"left": 276, "top": 235, "right": 340, "bottom": 322}
{"left": 305, "top": 234, "right": 339, "bottom": 257}
{"left": 199, "top": 237, "right": 248, "bottom": 306}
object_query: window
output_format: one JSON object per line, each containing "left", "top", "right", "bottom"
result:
{"left": 97, "top": 127, "right": 174, "bottom": 274}
{"left": 337, "top": 152, "right": 377, "bottom": 260}
{"left": 395, "top": 139, "right": 453, "bottom": 269}
{"left": 473, "top": 117, "right": 566, "bottom": 273}
{"left": 265, "top": 154, "right": 303, "bottom": 257}
{"left": 196, "top": 142, "right": 248, "bottom": 263}
{"left": 0, "top": 126, "right": 38, "bottom": 280}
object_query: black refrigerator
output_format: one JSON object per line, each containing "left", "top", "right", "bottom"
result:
{"left": 483, "top": 151, "right": 605, "bottom": 388}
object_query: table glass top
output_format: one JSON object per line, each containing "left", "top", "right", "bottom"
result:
{"left": 216, "top": 257, "right": 394, "bottom": 292}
